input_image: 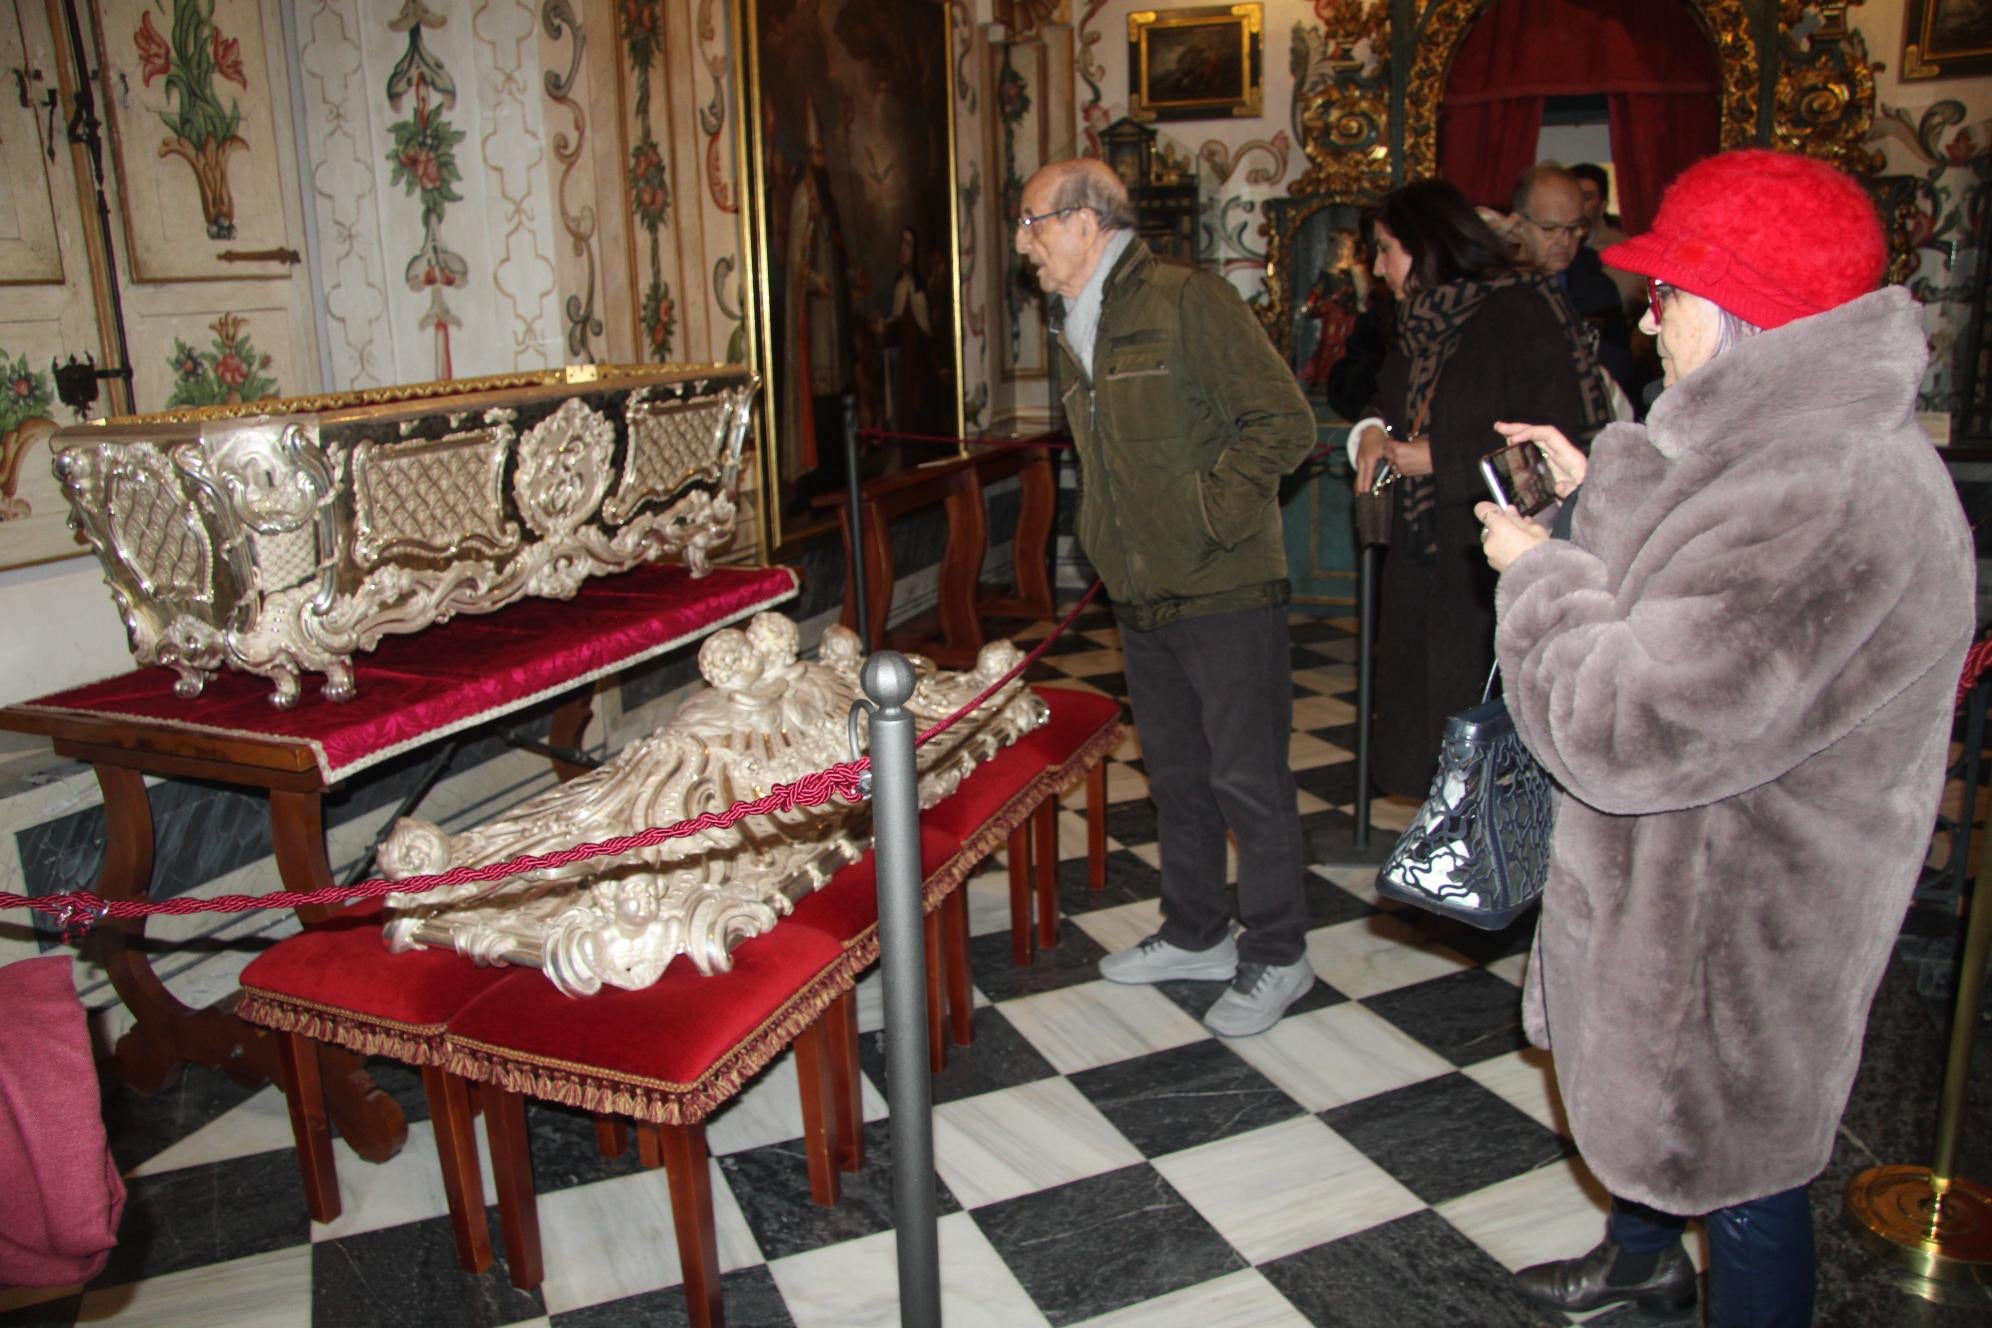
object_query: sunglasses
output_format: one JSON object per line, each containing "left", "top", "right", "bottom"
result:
{"left": 1646, "top": 278, "right": 1674, "bottom": 328}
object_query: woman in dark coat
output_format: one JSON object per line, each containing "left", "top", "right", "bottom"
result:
{"left": 1351, "top": 180, "right": 1608, "bottom": 798}
{"left": 1475, "top": 150, "right": 1974, "bottom": 1326}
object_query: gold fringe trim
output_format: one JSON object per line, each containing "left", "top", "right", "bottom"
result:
{"left": 442, "top": 954, "right": 852, "bottom": 1126}
{"left": 236, "top": 992, "right": 450, "bottom": 1066}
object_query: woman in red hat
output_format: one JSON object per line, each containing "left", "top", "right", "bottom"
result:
{"left": 1474, "top": 149, "right": 1975, "bottom": 1324}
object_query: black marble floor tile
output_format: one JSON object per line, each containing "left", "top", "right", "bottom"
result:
{"left": 1303, "top": 870, "right": 1382, "bottom": 928}
{"left": 311, "top": 1210, "right": 544, "bottom": 1328}
{"left": 971, "top": 1163, "right": 1247, "bottom": 1325}
{"left": 1024, "top": 660, "right": 1066, "bottom": 684}
{"left": 1081, "top": 670, "right": 1129, "bottom": 699}
{"left": 550, "top": 1265, "right": 795, "bottom": 1327}
{"left": 90, "top": 1148, "right": 311, "bottom": 1288}
{"left": 1309, "top": 721, "right": 1361, "bottom": 749}
{"left": 1416, "top": 911, "right": 1539, "bottom": 965}
{"left": 1102, "top": 799, "right": 1160, "bottom": 851}
{"left": 1037, "top": 631, "right": 1105, "bottom": 657}
{"left": 1055, "top": 850, "right": 1161, "bottom": 914}
{"left": 1294, "top": 761, "right": 1360, "bottom": 805}
{"left": 1067, "top": 1039, "right": 1308, "bottom": 1156}
{"left": 361, "top": 1056, "right": 433, "bottom": 1127}
{"left": 1259, "top": 1208, "right": 1569, "bottom": 1327}
{"left": 1149, "top": 967, "right": 1344, "bottom": 1026}
{"left": 1287, "top": 619, "right": 1353, "bottom": 645}
{"left": 1320, "top": 1073, "right": 1572, "bottom": 1207}
{"left": 524, "top": 1098, "right": 649, "bottom": 1194}
{"left": 98, "top": 1059, "right": 265, "bottom": 1175}
{"left": 1361, "top": 968, "right": 1531, "bottom": 1068}
{"left": 1291, "top": 645, "right": 1333, "bottom": 672}
{"left": 966, "top": 919, "right": 1110, "bottom": 1002}
{"left": 1302, "top": 809, "right": 1396, "bottom": 869}
{"left": 716, "top": 1119, "right": 961, "bottom": 1262}
{"left": 859, "top": 1005, "right": 1058, "bottom": 1106}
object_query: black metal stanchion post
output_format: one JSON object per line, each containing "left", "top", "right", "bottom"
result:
{"left": 1353, "top": 544, "right": 1377, "bottom": 851}
{"left": 862, "top": 652, "right": 941, "bottom": 1326}
{"left": 845, "top": 395, "right": 871, "bottom": 652}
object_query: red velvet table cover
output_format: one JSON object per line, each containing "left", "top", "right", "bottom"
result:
{"left": 11, "top": 563, "right": 798, "bottom": 784}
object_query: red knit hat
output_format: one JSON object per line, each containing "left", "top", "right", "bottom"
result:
{"left": 1600, "top": 149, "right": 1886, "bottom": 330}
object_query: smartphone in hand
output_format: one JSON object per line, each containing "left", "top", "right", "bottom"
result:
{"left": 1479, "top": 439, "right": 1558, "bottom": 517}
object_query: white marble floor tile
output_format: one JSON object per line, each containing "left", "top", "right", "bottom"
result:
{"left": 1435, "top": 1154, "right": 1625, "bottom": 1274}
{"left": 1112, "top": 727, "right": 1143, "bottom": 762}
{"left": 74, "top": 1244, "right": 312, "bottom": 1326}
{"left": 535, "top": 1159, "right": 760, "bottom": 1314}
{"left": 998, "top": 979, "right": 1209, "bottom": 1074}
{"left": 1069, "top": 898, "right": 1162, "bottom": 957}
{"left": 309, "top": 1117, "right": 497, "bottom": 1242}
{"left": 1290, "top": 694, "right": 1356, "bottom": 730}
{"left": 1295, "top": 788, "right": 1332, "bottom": 815}
{"left": 1288, "top": 732, "right": 1349, "bottom": 771}
{"left": 1069, "top": 1267, "right": 1311, "bottom": 1327}
{"left": 706, "top": 1049, "right": 887, "bottom": 1157}
{"left": 934, "top": 1076, "right": 1143, "bottom": 1208}
{"left": 1068, "top": 760, "right": 1146, "bottom": 806}
{"left": 1155, "top": 1115, "right": 1425, "bottom": 1264}
{"left": 855, "top": 967, "right": 885, "bottom": 1034}
{"left": 1487, "top": 950, "right": 1530, "bottom": 988}
{"left": 1054, "top": 648, "right": 1126, "bottom": 678}
{"left": 1224, "top": 1004, "right": 1452, "bottom": 1112}
{"left": 965, "top": 867, "right": 1015, "bottom": 938}
{"left": 1303, "top": 914, "right": 1475, "bottom": 999}
{"left": 1368, "top": 795, "right": 1422, "bottom": 833}
{"left": 1307, "top": 864, "right": 1384, "bottom": 905}
{"left": 1292, "top": 663, "right": 1355, "bottom": 695}
{"left": 0, "top": 1282, "right": 77, "bottom": 1316}
{"left": 128, "top": 1085, "right": 297, "bottom": 1177}
{"left": 771, "top": 1210, "right": 1050, "bottom": 1328}
{"left": 1464, "top": 1047, "right": 1570, "bottom": 1138}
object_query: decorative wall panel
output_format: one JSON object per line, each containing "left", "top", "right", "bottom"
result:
{"left": 0, "top": 11, "right": 66, "bottom": 285}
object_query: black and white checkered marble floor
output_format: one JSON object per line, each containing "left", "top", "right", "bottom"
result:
{"left": 3, "top": 604, "right": 1987, "bottom": 1327}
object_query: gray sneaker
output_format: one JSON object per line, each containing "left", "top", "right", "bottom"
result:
{"left": 1202, "top": 959, "right": 1314, "bottom": 1037}
{"left": 1098, "top": 931, "right": 1238, "bottom": 984}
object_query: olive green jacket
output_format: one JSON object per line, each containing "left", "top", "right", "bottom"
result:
{"left": 1055, "top": 238, "right": 1316, "bottom": 631}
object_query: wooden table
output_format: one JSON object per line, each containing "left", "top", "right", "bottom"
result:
{"left": 1, "top": 562, "right": 798, "bottom": 1161}
{"left": 816, "top": 445, "right": 1058, "bottom": 667}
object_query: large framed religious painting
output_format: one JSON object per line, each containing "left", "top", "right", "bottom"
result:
{"left": 1900, "top": 0, "right": 1992, "bottom": 80}
{"left": 1128, "top": 4, "right": 1264, "bottom": 123}
{"left": 739, "top": 0, "right": 963, "bottom": 545}
{"left": 92, "top": 0, "right": 297, "bottom": 281}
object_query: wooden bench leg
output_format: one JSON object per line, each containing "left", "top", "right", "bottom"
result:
{"left": 943, "top": 888, "right": 974, "bottom": 1047}
{"left": 660, "top": 1123, "right": 724, "bottom": 1328}
{"left": 924, "top": 909, "right": 947, "bottom": 1073}
{"left": 423, "top": 1067, "right": 493, "bottom": 1274}
{"left": 595, "top": 1115, "right": 630, "bottom": 1158}
{"left": 1087, "top": 761, "right": 1109, "bottom": 889}
{"left": 481, "top": 1084, "right": 543, "bottom": 1292}
{"left": 1034, "top": 799, "right": 1060, "bottom": 951}
{"left": 793, "top": 1015, "right": 842, "bottom": 1207}
{"left": 275, "top": 1033, "right": 341, "bottom": 1224}
{"left": 826, "top": 992, "right": 864, "bottom": 1173}
{"left": 1007, "top": 823, "right": 1033, "bottom": 966}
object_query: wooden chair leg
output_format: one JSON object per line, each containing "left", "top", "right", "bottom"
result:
{"left": 1034, "top": 799, "right": 1060, "bottom": 951}
{"left": 423, "top": 1067, "right": 493, "bottom": 1274}
{"left": 480, "top": 1084, "right": 543, "bottom": 1292}
{"left": 1087, "top": 761, "right": 1109, "bottom": 889}
{"left": 943, "top": 888, "right": 974, "bottom": 1047}
{"left": 827, "top": 991, "right": 864, "bottom": 1173}
{"left": 793, "top": 1015, "right": 843, "bottom": 1206}
{"left": 276, "top": 1033, "right": 341, "bottom": 1224}
{"left": 660, "top": 1123, "right": 724, "bottom": 1328}
{"left": 1007, "top": 822, "right": 1033, "bottom": 965}
{"left": 595, "top": 1115, "right": 630, "bottom": 1159}
{"left": 924, "top": 909, "right": 947, "bottom": 1073}
{"left": 636, "top": 1120, "right": 665, "bottom": 1170}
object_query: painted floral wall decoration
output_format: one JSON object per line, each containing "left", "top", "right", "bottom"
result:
{"left": 134, "top": 0, "right": 249, "bottom": 240}
{"left": 0, "top": 352, "right": 55, "bottom": 521}
{"left": 386, "top": 1, "right": 468, "bottom": 378}
{"left": 624, "top": 0, "right": 676, "bottom": 361}
{"left": 165, "top": 314, "right": 280, "bottom": 409}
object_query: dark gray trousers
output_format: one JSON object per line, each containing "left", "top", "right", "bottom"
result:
{"left": 1118, "top": 603, "right": 1308, "bottom": 966}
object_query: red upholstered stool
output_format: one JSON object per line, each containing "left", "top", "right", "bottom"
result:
{"left": 787, "top": 824, "right": 964, "bottom": 1086}
{"left": 237, "top": 901, "right": 506, "bottom": 1271}
{"left": 925, "top": 685, "right": 1125, "bottom": 964}
{"left": 442, "top": 924, "right": 854, "bottom": 1324}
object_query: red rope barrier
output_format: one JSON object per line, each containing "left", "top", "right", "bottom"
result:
{"left": 6, "top": 581, "right": 1110, "bottom": 937}
{"left": 858, "top": 426, "right": 1075, "bottom": 453}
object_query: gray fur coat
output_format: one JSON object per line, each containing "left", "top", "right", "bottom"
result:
{"left": 1494, "top": 287, "right": 1974, "bottom": 1214}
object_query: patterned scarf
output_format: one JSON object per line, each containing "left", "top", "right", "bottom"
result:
{"left": 1394, "top": 269, "right": 1611, "bottom": 561}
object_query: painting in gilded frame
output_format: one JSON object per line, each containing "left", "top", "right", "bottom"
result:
{"left": 92, "top": 0, "right": 296, "bottom": 281}
{"left": 738, "top": 0, "right": 963, "bottom": 544}
{"left": 1901, "top": 0, "right": 1992, "bottom": 80}
{"left": 1128, "top": 4, "right": 1264, "bottom": 123}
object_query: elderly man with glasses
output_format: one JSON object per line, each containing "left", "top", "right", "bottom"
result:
{"left": 1012, "top": 158, "right": 1318, "bottom": 1037}
{"left": 1508, "top": 161, "right": 1638, "bottom": 406}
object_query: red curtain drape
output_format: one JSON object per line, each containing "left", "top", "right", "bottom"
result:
{"left": 1438, "top": 0, "right": 1721, "bottom": 228}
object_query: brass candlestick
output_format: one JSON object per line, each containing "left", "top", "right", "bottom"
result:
{"left": 1844, "top": 835, "right": 1992, "bottom": 1301}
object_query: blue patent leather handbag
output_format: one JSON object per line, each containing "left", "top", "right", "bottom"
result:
{"left": 1375, "top": 666, "right": 1558, "bottom": 930}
